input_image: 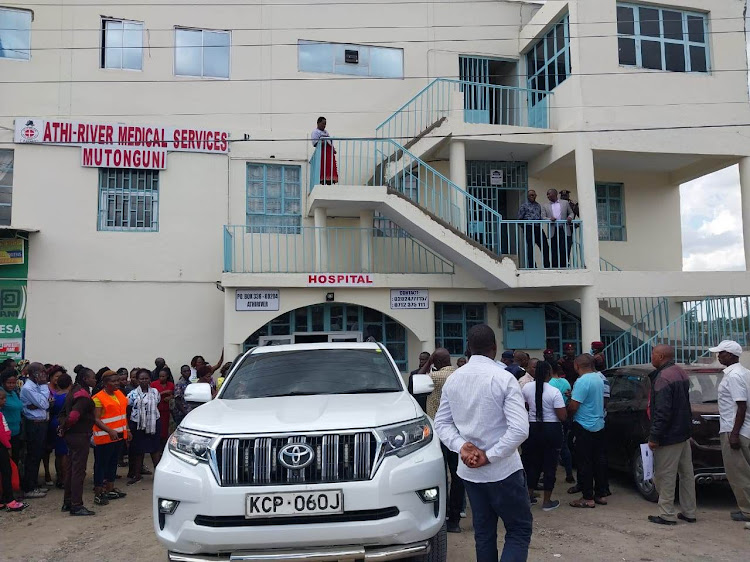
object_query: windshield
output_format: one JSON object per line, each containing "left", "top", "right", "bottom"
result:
{"left": 688, "top": 372, "right": 724, "bottom": 404}
{"left": 220, "top": 348, "right": 403, "bottom": 399}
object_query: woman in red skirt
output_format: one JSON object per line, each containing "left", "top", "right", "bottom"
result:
{"left": 311, "top": 116, "right": 338, "bottom": 184}
{"left": 150, "top": 368, "right": 174, "bottom": 447}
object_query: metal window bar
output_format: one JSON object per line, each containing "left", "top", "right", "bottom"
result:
{"left": 97, "top": 168, "right": 159, "bottom": 232}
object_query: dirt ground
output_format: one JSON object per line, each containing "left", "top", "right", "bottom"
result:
{"left": 3, "top": 462, "right": 749, "bottom": 562}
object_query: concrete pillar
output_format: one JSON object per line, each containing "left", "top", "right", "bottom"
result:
{"left": 575, "top": 140, "right": 600, "bottom": 270}
{"left": 313, "top": 207, "right": 328, "bottom": 272}
{"left": 224, "top": 343, "right": 242, "bottom": 362}
{"left": 739, "top": 157, "right": 750, "bottom": 270}
{"left": 359, "top": 210, "right": 373, "bottom": 272}
{"left": 580, "top": 286, "right": 601, "bottom": 350}
{"left": 421, "top": 308, "right": 436, "bottom": 353}
{"left": 448, "top": 140, "right": 467, "bottom": 233}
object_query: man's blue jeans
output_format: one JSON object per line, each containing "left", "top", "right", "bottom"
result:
{"left": 464, "top": 469, "right": 533, "bottom": 562}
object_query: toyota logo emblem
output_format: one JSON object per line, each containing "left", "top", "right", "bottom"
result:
{"left": 278, "top": 443, "right": 315, "bottom": 470}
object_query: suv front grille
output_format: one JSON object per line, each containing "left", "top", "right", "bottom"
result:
{"left": 215, "top": 432, "right": 378, "bottom": 486}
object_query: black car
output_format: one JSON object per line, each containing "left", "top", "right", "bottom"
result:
{"left": 603, "top": 365, "right": 725, "bottom": 502}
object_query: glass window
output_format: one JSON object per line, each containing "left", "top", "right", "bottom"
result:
{"left": 175, "top": 27, "right": 230, "bottom": 78}
{"left": 0, "top": 149, "right": 13, "bottom": 226}
{"left": 97, "top": 169, "right": 159, "bottom": 231}
{"left": 616, "top": 3, "right": 709, "bottom": 73}
{"left": 0, "top": 7, "right": 31, "bottom": 61}
{"left": 246, "top": 163, "right": 302, "bottom": 234}
{"left": 435, "top": 303, "right": 487, "bottom": 356}
{"left": 596, "top": 182, "right": 626, "bottom": 242}
{"left": 525, "top": 15, "right": 570, "bottom": 106}
{"left": 298, "top": 40, "right": 403, "bottom": 79}
{"left": 545, "top": 305, "right": 580, "bottom": 357}
{"left": 101, "top": 19, "right": 143, "bottom": 70}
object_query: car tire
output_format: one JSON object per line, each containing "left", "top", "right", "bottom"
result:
{"left": 632, "top": 448, "right": 659, "bottom": 503}
{"left": 410, "top": 524, "right": 447, "bottom": 562}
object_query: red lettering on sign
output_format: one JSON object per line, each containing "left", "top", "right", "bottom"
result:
{"left": 82, "top": 147, "right": 93, "bottom": 166}
{"left": 94, "top": 149, "right": 103, "bottom": 167}
{"left": 122, "top": 149, "right": 132, "bottom": 167}
{"left": 133, "top": 150, "right": 141, "bottom": 167}
{"left": 219, "top": 132, "right": 228, "bottom": 151}
{"left": 43, "top": 122, "right": 52, "bottom": 142}
{"left": 105, "top": 125, "right": 113, "bottom": 145}
{"left": 77, "top": 124, "right": 86, "bottom": 143}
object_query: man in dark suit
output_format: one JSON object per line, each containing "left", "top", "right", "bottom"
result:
{"left": 541, "top": 189, "right": 575, "bottom": 268}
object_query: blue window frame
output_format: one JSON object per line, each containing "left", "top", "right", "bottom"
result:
{"left": 525, "top": 15, "right": 570, "bottom": 106}
{"left": 617, "top": 3, "right": 709, "bottom": 73}
{"left": 596, "top": 182, "right": 626, "bottom": 241}
{"left": 0, "top": 7, "right": 31, "bottom": 61}
{"left": 298, "top": 40, "right": 403, "bottom": 78}
{"left": 246, "top": 163, "right": 302, "bottom": 233}
{"left": 97, "top": 168, "right": 159, "bottom": 232}
{"left": 0, "top": 149, "right": 13, "bottom": 226}
{"left": 245, "top": 304, "right": 409, "bottom": 370}
{"left": 545, "top": 305, "right": 580, "bottom": 357}
{"left": 435, "top": 303, "right": 486, "bottom": 356}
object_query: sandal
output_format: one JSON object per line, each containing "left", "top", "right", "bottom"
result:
{"left": 569, "top": 498, "right": 595, "bottom": 508}
{"left": 6, "top": 500, "right": 29, "bottom": 512}
{"left": 567, "top": 485, "right": 581, "bottom": 494}
{"left": 594, "top": 497, "right": 608, "bottom": 505}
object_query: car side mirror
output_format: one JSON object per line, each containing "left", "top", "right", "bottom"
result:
{"left": 184, "top": 383, "right": 212, "bottom": 404}
{"left": 412, "top": 374, "right": 434, "bottom": 396}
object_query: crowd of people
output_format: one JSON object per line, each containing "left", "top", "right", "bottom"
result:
{"left": 424, "top": 327, "right": 750, "bottom": 561}
{"left": 0, "top": 353, "right": 229, "bottom": 516}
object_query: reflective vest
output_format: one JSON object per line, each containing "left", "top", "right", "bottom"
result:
{"left": 92, "top": 390, "right": 128, "bottom": 445}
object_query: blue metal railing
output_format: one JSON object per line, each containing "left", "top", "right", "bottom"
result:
{"left": 613, "top": 296, "right": 750, "bottom": 367}
{"left": 498, "top": 220, "right": 584, "bottom": 270}
{"left": 308, "top": 138, "right": 505, "bottom": 254}
{"left": 599, "top": 258, "right": 671, "bottom": 366}
{"left": 374, "top": 79, "right": 552, "bottom": 150}
{"left": 222, "top": 225, "right": 454, "bottom": 274}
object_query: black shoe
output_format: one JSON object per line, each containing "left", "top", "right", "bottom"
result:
{"left": 730, "top": 511, "right": 750, "bottom": 522}
{"left": 565, "top": 475, "right": 575, "bottom": 484}
{"left": 678, "top": 513, "right": 697, "bottom": 523}
{"left": 140, "top": 467, "right": 153, "bottom": 476}
{"left": 447, "top": 523, "right": 461, "bottom": 533}
{"left": 70, "top": 506, "right": 96, "bottom": 516}
{"left": 567, "top": 485, "right": 581, "bottom": 494}
{"left": 106, "top": 489, "right": 127, "bottom": 500}
{"left": 648, "top": 515, "right": 677, "bottom": 526}
{"left": 94, "top": 494, "right": 109, "bottom": 506}
{"left": 61, "top": 503, "right": 71, "bottom": 512}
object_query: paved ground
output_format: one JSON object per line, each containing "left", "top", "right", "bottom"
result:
{"left": 3, "top": 463, "right": 749, "bottom": 561}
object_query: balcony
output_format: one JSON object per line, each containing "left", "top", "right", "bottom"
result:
{"left": 222, "top": 225, "right": 454, "bottom": 275}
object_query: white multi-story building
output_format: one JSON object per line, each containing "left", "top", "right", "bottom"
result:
{"left": 1, "top": 0, "right": 749, "bottom": 372}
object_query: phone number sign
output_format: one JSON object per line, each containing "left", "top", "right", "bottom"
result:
{"left": 236, "top": 289, "right": 280, "bottom": 311}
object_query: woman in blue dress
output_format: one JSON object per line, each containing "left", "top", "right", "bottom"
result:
{"left": 46, "top": 369, "right": 72, "bottom": 488}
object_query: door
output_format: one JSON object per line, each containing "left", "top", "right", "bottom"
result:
{"left": 604, "top": 371, "right": 648, "bottom": 470}
{"left": 459, "top": 56, "right": 491, "bottom": 124}
{"left": 258, "top": 336, "right": 293, "bottom": 346}
{"left": 329, "top": 332, "right": 363, "bottom": 343}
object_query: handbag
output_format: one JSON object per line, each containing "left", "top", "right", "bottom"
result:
{"left": 0, "top": 457, "right": 21, "bottom": 493}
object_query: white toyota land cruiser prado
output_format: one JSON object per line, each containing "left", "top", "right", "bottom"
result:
{"left": 153, "top": 342, "right": 447, "bottom": 562}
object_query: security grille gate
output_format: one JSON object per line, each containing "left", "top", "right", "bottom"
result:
{"left": 216, "top": 432, "right": 376, "bottom": 486}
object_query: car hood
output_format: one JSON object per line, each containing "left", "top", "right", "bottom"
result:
{"left": 181, "top": 392, "right": 421, "bottom": 434}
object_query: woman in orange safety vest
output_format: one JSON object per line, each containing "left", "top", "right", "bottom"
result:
{"left": 91, "top": 371, "right": 130, "bottom": 506}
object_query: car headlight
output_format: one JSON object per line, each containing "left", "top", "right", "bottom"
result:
{"left": 168, "top": 428, "right": 214, "bottom": 465}
{"left": 376, "top": 416, "right": 433, "bottom": 458}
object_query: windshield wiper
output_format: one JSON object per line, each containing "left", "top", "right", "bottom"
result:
{"left": 337, "top": 388, "right": 401, "bottom": 394}
{"left": 257, "top": 391, "right": 323, "bottom": 398}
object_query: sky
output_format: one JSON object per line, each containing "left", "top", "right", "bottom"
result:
{"left": 680, "top": 15, "right": 749, "bottom": 272}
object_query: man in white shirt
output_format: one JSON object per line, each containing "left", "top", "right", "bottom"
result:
{"left": 710, "top": 340, "right": 750, "bottom": 523}
{"left": 434, "top": 324, "right": 532, "bottom": 562}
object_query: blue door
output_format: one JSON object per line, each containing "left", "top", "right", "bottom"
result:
{"left": 459, "top": 56, "right": 490, "bottom": 124}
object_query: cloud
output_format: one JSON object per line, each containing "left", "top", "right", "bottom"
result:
{"left": 681, "top": 165, "right": 746, "bottom": 271}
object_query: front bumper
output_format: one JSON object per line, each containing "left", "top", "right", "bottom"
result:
{"left": 167, "top": 541, "right": 430, "bottom": 561}
{"left": 153, "top": 437, "right": 445, "bottom": 556}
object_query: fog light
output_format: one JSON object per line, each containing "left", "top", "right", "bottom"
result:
{"left": 417, "top": 487, "right": 439, "bottom": 503}
{"left": 159, "top": 499, "right": 179, "bottom": 515}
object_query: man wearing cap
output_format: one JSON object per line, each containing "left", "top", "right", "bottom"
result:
{"left": 560, "top": 343, "right": 578, "bottom": 386}
{"left": 711, "top": 340, "right": 750, "bottom": 523}
{"left": 543, "top": 348, "right": 557, "bottom": 365}
{"left": 591, "top": 341, "right": 607, "bottom": 372}
{"left": 499, "top": 351, "right": 522, "bottom": 378}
